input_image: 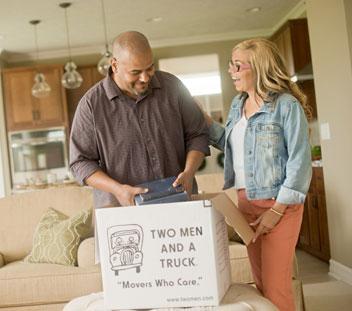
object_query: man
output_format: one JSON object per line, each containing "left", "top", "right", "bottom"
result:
{"left": 70, "top": 31, "right": 209, "bottom": 207}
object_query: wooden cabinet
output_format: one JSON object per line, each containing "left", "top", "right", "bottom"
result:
{"left": 297, "top": 79, "right": 318, "bottom": 120}
{"left": 2, "top": 65, "right": 68, "bottom": 131}
{"left": 271, "top": 18, "right": 318, "bottom": 120}
{"left": 66, "top": 65, "right": 103, "bottom": 128}
{"left": 272, "top": 19, "right": 328, "bottom": 258}
{"left": 271, "top": 18, "right": 312, "bottom": 77}
{"left": 298, "top": 167, "right": 330, "bottom": 262}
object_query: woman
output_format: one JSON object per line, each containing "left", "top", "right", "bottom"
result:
{"left": 207, "top": 38, "right": 312, "bottom": 311}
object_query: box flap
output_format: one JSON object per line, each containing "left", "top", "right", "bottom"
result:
{"left": 192, "top": 193, "right": 254, "bottom": 245}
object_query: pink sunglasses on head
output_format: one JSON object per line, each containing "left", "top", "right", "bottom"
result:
{"left": 229, "top": 60, "right": 251, "bottom": 72}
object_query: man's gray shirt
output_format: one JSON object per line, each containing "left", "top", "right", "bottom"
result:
{"left": 69, "top": 70, "right": 209, "bottom": 207}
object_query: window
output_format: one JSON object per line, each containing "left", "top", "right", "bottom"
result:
{"left": 159, "top": 54, "right": 224, "bottom": 123}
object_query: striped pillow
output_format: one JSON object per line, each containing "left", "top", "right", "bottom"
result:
{"left": 25, "top": 207, "right": 92, "bottom": 266}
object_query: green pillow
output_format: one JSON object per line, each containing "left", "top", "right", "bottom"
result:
{"left": 25, "top": 207, "right": 92, "bottom": 266}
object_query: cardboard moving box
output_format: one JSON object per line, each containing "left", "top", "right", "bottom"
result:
{"left": 95, "top": 193, "right": 254, "bottom": 310}
{"left": 192, "top": 193, "right": 254, "bottom": 246}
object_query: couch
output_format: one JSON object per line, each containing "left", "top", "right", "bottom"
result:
{"left": 0, "top": 180, "right": 304, "bottom": 311}
{"left": 0, "top": 187, "right": 101, "bottom": 311}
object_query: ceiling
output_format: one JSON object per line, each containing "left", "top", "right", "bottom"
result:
{"left": 0, "top": 0, "right": 304, "bottom": 62}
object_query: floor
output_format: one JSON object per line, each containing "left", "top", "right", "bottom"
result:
{"left": 296, "top": 249, "right": 352, "bottom": 311}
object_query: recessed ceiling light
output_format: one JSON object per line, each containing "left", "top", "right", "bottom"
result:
{"left": 246, "top": 7, "right": 261, "bottom": 13}
{"left": 146, "top": 16, "right": 163, "bottom": 23}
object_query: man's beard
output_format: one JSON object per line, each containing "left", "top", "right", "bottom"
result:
{"left": 133, "top": 84, "right": 149, "bottom": 96}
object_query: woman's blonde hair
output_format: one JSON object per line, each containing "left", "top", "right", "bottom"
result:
{"left": 233, "top": 38, "right": 312, "bottom": 120}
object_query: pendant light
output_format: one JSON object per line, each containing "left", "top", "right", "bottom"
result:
{"left": 97, "top": 0, "right": 112, "bottom": 76}
{"left": 30, "top": 20, "right": 51, "bottom": 98}
{"left": 59, "top": 2, "right": 83, "bottom": 89}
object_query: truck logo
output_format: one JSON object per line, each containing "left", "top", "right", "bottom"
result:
{"left": 107, "top": 224, "right": 144, "bottom": 276}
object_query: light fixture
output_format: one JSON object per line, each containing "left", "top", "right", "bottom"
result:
{"left": 59, "top": 2, "right": 83, "bottom": 89}
{"left": 97, "top": 0, "right": 112, "bottom": 76}
{"left": 146, "top": 16, "right": 163, "bottom": 23}
{"left": 30, "top": 20, "right": 51, "bottom": 98}
{"left": 291, "top": 75, "right": 298, "bottom": 83}
{"left": 246, "top": 7, "right": 261, "bottom": 13}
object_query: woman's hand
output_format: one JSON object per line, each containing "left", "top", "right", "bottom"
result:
{"left": 250, "top": 204, "right": 287, "bottom": 242}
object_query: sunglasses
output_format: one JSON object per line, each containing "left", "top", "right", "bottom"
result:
{"left": 229, "top": 60, "right": 251, "bottom": 72}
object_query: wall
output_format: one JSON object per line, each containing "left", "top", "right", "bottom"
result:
{"left": 345, "top": 0, "right": 352, "bottom": 68}
{"left": 307, "top": 0, "right": 352, "bottom": 282}
{"left": 153, "top": 40, "right": 239, "bottom": 115}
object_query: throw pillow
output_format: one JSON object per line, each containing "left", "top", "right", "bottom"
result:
{"left": 25, "top": 207, "right": 92, "bottom": 266}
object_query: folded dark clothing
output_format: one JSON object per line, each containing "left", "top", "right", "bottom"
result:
{"left": 135, "top": 176, "right": 189, "bottom": 205}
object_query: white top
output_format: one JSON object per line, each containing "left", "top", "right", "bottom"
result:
{"left": 229, "top": 114, "right": 248, "bottom": 189}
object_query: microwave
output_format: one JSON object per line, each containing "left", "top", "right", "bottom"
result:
{"left": 8, "top": 127, "right": 69, "bottom": 187}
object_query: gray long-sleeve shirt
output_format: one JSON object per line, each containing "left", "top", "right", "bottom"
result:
{"left": 69, "top": 70, "right": 209, "bottom": 207}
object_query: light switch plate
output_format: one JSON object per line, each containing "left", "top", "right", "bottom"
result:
{"left": 320, "top": 122, "right": 331, "bottom": 140}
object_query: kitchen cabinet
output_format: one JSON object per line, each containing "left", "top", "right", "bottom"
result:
{"left": 66, "top": 65, "right": 103, "bottom": 128}
{"left": 271, "top": 18, "right": 312, "bottom": 77}
{"left": 297, "top": 79, "right": 318, "bottom": 120}
{"left": 298, "top": 167, "right": 330, "bottom": 262}
{"left": 272, "top": 19, "right": 325, "bottom": 259}
{"left": 2, "top": 65, "right": 68, "bottom": 131}
{"left": 271, "top": 18, "right": 318, "bottom": 120}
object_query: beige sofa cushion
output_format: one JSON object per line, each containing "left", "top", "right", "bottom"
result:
{"left": 228, "top": 242, "right": 299, "bottom": 284}
{"left": 0, "top": 260, "right": 102, "bottom": 308}
{"left": 0, "top": 186, "right": 94, "bottom": 264}
{"left": 25, "top": 208, "right": 92, "bottom": 266}
{"left": 0, "top": 253, "right": 4, "bottom": 268}
{"left": 0, "top": 303, "right": 66, "bottom": 311}
{"left": 195, "top": 173, "right": 238, "bottom": 205}
{"left": 229, "top": 241, "right": 254, "bottom": 284}
{"left": 229, "top": 241, "right": 249, "bottom": 259}
{"left": 77, "top": 237, "right": 95, "bottom": 267}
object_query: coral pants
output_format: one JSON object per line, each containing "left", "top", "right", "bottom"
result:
{"left": 237, "top": 189, "right": 303, "bottom": 311}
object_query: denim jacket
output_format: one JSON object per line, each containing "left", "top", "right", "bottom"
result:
{"left": 209, "top": 92, "right": 312, "bottom": 205}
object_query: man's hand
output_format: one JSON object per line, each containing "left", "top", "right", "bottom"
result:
{"left": 173, "top": 150, "right": 205, "bottom": 195}
{"left": 173, "top": 171, "right": 193, "bottom": 196}
{"left": 113, "top": 184, "right": 148, "bottom": 206}
{"left": 85, "top": 170, "right": 148, "bottom": 207}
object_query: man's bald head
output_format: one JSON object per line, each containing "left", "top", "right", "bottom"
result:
{"left": 110, "top": 31, "right": 155, "bottom": 99}
{"left": 112, "top": 31, "right": 152, "bottom": 59}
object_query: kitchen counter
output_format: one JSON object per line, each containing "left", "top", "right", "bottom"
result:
{"left": 312, "top": 160, "right": 323, "bottom": 167}
{"left": 12, "top": 180, "right": 79, "bottom": 194}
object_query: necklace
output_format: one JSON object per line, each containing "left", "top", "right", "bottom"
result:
{"left": 243, "top": 97, "right": 262, "bottom": 118}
